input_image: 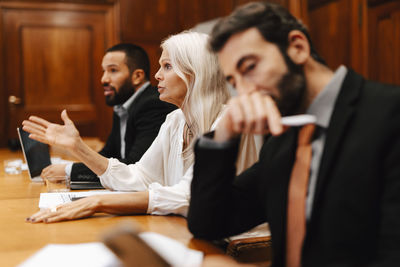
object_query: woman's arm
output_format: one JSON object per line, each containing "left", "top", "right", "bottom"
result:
{"left": 26, "top": 192, "right": 149, "bottom": 223}
{"left": 22, "top": 110, "right": 109, "bottom": 176}
{"left": 147, "top": 165, "right": 193, "bottom": 216}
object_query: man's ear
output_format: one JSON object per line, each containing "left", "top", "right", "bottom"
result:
{"left": 286, "top": 30, "right": 310, "bottom": 65}
{"left": 131, "top": 69, "right": 146, "bottom": 86}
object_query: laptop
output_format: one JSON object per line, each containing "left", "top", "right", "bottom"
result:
{"left": 17, "top": 127, "right": 104, "bottom": 189}
{"left": 17, "top": 127, "right": 51, "bottom": 182}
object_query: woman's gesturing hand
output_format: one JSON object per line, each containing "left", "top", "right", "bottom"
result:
{"left": 22, "top": 109, "right": 82, "bottom": 152}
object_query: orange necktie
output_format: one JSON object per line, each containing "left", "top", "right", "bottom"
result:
{"left": 286, "top": 124, "right": 316, "bottom": 267}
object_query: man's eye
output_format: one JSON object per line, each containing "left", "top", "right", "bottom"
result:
{"left": 110, "top": 68, "right": 118, "bottom": 73}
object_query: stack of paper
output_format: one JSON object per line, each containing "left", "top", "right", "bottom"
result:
{"left": 18, "top": 232, "right": 203, "bottom": 267}
{"left": 38, "top": 191, "right": 124, "bottom": 210}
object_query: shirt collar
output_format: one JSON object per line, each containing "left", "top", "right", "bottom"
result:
{"left": 306, "top": 65, "right": 347, "bottom": 128}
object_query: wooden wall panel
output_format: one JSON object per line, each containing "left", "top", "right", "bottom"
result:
{"left": 118, "top": 0, "right": 291, "bottom": 86}
{"left": 368, "top": 0, "right": 400, "bottom": 85}
{"left": 119, "top": 0, "right": 180, "bottom": 42}
{"left": 0, "top": 2, "right": 118, "bottom": 147}
{"left": 22, "top": 27, "right": 92, "bottom": 107}
{"left": 119, "top": 0, "right": 235, "bottom": 85}
{"left": 1, "top": 0, "right": 300, "bottom": 148}
{"left": 308, "top": 0, "right": 352, "bottom": 70}
{"left": 0, "top": 12, "right": 4, "bottom": 149}
{"left": 308, "top": 0, "right": 400, "bottom": 86}
{"left": 178, "top": 0, "right": 235, "bottom": 30}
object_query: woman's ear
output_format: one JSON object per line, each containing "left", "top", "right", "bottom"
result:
{"left": 131, "top": 69, "right": 146, "bottom": 86}
{"left": 286, "top": 30, "right": 310, "bottom": 65}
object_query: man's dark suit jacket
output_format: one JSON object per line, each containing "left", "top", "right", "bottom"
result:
{"left": 188, "top": 70, "right": 400, "bottom": 266}
{"left": 71, "top": 84, "right": 176, "bottom": 181}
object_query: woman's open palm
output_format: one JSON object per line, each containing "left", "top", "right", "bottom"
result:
{"left": 22, "top": 110, "right": 81, "bottom": 151}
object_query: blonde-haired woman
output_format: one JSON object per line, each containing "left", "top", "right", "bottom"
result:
{"left": 23, "top": 31, "right": 258, "bottom": 223}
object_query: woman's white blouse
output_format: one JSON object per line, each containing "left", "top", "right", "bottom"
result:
{"left": 99, "top": 108, "right": 261, "bottom": 217}
{"left": 99, "top": 109, "right": 198, "bottom": 217}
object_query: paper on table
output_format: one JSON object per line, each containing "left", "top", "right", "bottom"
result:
{"left": 38, "top": 191, "right": 124, "bottom": 210}
{"left": 17, "top": 242, "right": 122, "bottom": 267}
{"left": 18, "top": 233, "right": 203, "bottom": 267}
{"left": 139, "top": 232, "right": 203, "bottom": 267}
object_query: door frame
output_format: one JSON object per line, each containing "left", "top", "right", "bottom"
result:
{"left": 0, "top": 1, "right": 120, "bottom": 148}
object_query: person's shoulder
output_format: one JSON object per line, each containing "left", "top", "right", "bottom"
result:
{"left": 365, "top": 79, "right": 400, "bottom": 95}
{"left": 165, "top": 109, "right": 184, "bottom": 122}
{"left": 137, "top": 84, "right": 160, "bottom": 101}
{"left": 361, "top": 79, "right": 400, "bottom": 109}
{"left": 345, "top": 70, "right": 400, "bottom": 101}
{"left": 134, "top": 84, "right": 175, "bottom": 110}
{"left": 156, "top": 109, "right": 183, "bottom": 138}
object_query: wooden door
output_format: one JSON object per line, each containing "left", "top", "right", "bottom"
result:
{"left": 0, "top": 2, "right": 119, "bottom": 147}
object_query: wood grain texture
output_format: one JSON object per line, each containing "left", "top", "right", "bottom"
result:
{"left": 368, "top": 0, "right": 400, "bottom": 85}
{"left": 0, "top": 148, "right": 223, "bottom": 266}
{"left": 308, "top": 0, "right": 352, "bottom": 69}
{"left": 0, "top": 1, "right": 118, "bottom": 146}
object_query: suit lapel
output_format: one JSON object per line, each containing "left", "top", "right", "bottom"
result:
{"left": 311, "top": 70, "right": 364, "bottom": 213}
{"left": 113, "top": 113, "right": 122, "bottom": 158}
{"left": 125, "top": 84, "right": 150, "bottom": 150}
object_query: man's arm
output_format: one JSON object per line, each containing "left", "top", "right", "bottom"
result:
{"left": 188, "top": 135, "right": 265, "bottom": 240}
{"left": 367, "top": 118, "right": 400, "bottom": 266}
{"left": 188, "top": 92, "right": 282, "bottom": 240}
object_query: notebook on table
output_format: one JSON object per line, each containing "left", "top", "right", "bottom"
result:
{"left": 17, "top": 127, "right": 51, "bottom": 182}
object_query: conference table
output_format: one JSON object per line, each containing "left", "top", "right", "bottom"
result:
{"left": 0, "top": 148, "right": 222, "bottom": 266}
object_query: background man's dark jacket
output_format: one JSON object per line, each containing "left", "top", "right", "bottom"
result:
{"left": 71, "top": 84, "right": 176, "bottom": 181}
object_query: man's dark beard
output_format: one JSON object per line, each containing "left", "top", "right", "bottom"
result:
{"left": 274, "top": 53, "right": 307, "bottom": 116}
{"left": 105, "top": 78, "right": 135, "bottom": 106}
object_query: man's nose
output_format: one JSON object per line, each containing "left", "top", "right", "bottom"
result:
{"left": 101, "top": 72, "right": 110, "bottom": 84}
{"left": 236, "top": 78, "right": 256, "bottom": 95}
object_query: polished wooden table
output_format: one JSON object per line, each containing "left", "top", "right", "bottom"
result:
{"left": 0, "top": 149, "right": 222, "bottom": 266}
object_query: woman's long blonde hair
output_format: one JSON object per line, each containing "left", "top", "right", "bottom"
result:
{"left": 161, "top": 31, "right": 229, "bottom": 156}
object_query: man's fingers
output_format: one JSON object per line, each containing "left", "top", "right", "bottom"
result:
{"left": 251, "top": 93, "right": 269, "bottom": 134}
{"left": 264, "top": 96, "right": 283, "bottom": 135}
{"left": 225, "top": 92, "right": 283, "bottom": 136}
{"left": 214, "top": 91, "right": 284, "bottom": 141}
{"left": 228, "top": 98, "right": 246, "bottom": 134}
{"left": 239, "top": 94, "right": 257, "bottom": 133}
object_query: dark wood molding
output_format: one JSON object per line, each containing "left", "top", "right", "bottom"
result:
{"left": 368, "top": 0, "right": 397, "bottom": 7}
{"left": 308, "top": 0, "right": 336, "bottom": 9}
{"left": 0, "top": 0, "right": 117, "bottom": 4}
